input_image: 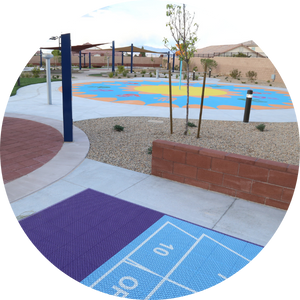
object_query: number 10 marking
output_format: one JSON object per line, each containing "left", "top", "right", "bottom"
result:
{"left": 153, "top": 243, "right": 174, "bottom": 256}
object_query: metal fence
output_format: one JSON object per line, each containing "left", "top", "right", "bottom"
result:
{"left": 158, "top": 52, "right": 267, "bottom": 58}
{"left": 193, "top": 52, "right": 267, "bottom": 58}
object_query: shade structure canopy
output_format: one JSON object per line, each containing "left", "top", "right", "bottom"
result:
{"left": 102, "top": 45, "right": 169, "bottom": 54}
{"left": 40, "top": 42, "right": 110, "bottom": 53}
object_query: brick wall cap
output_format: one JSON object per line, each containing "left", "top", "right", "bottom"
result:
{"left": 199, "top": 148, "right": 226, "bottom": 159}
{"left": 174, "top": 143, "right": 201, "bottom": 154}
{"left": 226, "top": 153, "right": 257, "bottom": 165}
{"left": 287, "top": 164, "right": 299, "bottom": 174}
{"left": 255, "top": 158, "right": 289, "bottom": 171}
{"left": 153, "top": 140, "right": 176, "bottom": 149}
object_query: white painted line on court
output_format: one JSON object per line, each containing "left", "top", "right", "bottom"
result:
{"left": 124, "top": 258, "right": 197, "bottom": 294}
{"left": 205, "top": 235, "right": 251, "bottom": 262}
{"left": 89, "top": 220, "right": 251, "bottom": 297}
{"left": 124, "top": 258, "right": 162, "bottom": 277}
{"left": 168, "top": 222, "right": 198, "bottom": 240}
{"left": 90, "top": 221, "right": 171, "bottom": 288}
{"left": 144, "top": 234, "right": 206, "bottom": 300}
{"left": 218, "top": 274, "right": 227, "bottom": 280}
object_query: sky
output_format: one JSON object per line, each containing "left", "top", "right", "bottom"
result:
{"left": 40, "top": 0, "right": 253, "bottom": 51}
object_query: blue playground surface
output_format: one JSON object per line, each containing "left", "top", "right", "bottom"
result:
{"left": 82, "top": 215, "right": 262, "bottom": 299}
{"left": 71, "top": 80, "right": 292, "bottom": 110}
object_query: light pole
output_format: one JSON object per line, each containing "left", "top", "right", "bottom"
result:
{"left": 42, "top": 53, "right": 53, "bottom": 105}
{"left": 49, "top": 36, "right": 61, "bottom": 47}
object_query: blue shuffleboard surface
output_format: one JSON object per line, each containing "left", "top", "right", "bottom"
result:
{"left": 81, "top": 215, "right": 262, "bottom": 299}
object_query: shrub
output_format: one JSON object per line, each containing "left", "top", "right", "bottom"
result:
{"left": 31, "top": 66, "right": 41, "bottom": 78}
{"left": 256, "top": 124, "right": 266, "bottom": 131}
{"left": 108, "top": 72, "right": 114, "bottom": 78}
{"left": 188, "top": 122, "right": 197, "bottom": 127}
{"left": 232, "top": 52, "right": 249, "bottom": 57}
{"left": 122, "top": 70, "right": 128, "bottom": 77}
{"left": 230, "top": 69, "right": 241, "bottom": 79}
{"left": 246, "top": 71, "right": 257, "bottom": 81}
{"left": 141, "top": 70, "right": 146, "bottom": 75}
{"left": 147, "top": 146, "right": 152, "bottom": 154}
{"left": 113, "top": 125, "right": 124, "bottom": 132}
{"left": 117, "top": 65, "right": 125, "bottom": 74}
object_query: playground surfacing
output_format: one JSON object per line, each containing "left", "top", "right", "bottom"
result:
{"left": 70, "top": 80, "right": 292, "bottom": 110}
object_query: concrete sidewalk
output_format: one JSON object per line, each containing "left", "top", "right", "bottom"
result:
{"left": 4, "top": 70, "right": 291, "bottom": 247}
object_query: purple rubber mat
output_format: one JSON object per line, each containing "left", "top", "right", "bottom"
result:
{"left": 19, "top": 189, "right": 163, "bottom": 282}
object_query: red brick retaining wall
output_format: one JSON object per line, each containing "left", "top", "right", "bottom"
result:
{"left": 151, "top": 140, "right": 298, "bottom": 210}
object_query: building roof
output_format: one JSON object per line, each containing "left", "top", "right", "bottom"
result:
{"left": 195, "top": 41, "right": 263, "bottom": 57}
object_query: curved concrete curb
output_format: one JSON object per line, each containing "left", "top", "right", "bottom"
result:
{"left": 3, "top": 113, "right": 90, "bottom": 203}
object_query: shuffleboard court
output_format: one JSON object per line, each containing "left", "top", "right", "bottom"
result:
{"left": 19, "top": 189, "right": 262, "bottom": 299}
{"left": 66, "top": 80, "right": 292, "bottom": 110}
{"left": 82, "top": 215, "right": 262, "bottom": 299}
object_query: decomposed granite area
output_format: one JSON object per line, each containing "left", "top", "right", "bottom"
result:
{"left": 74, "top": 117, "right": 300, "bottom": 175}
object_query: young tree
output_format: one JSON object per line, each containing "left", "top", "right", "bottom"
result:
{"left": 51, "top": 49, "right": 61, "bottom": 67}
{"left": 200, "top": 58, "right": 218, "bottom": 71}
{"left": 163, "top": 4, "right": 199, "bottom": 135}
{"left": 140, "top": 46, "right": 146, "bottom": 57}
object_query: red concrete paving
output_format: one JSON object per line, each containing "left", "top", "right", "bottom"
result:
{"left": 0, "top": 117, "right": 64, "bottom": 184}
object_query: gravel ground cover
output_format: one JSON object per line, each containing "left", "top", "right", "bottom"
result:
{"left": 74, "top": 117, "right": 299, "bottom": 175}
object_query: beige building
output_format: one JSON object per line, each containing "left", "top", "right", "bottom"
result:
{"left": 195, "top": 40, "right": 266, "bottom": 58}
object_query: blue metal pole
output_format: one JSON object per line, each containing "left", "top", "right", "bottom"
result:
{"left": 61, "top": 33, "right": 73, "bottom": 142}
{"left": 89, "top": 52, "right": 91, "bottom": 68}
{"left": 179, "top": 60, "right": 182, "bottom": 90}
{"left": 122, "top": 52, "right": 124, "bottom": 66}
{"left": 79, "top": 51, "right": 81, "bottom": 70}
{"left": 131, "top": 44, "right": 133, "bottom": 73}
{"left": 172, "top": 53, "right": 175, "bottom": 72}
{"left": 83, "top": 53, "right": 86, "bottom": 68}
{"left": 167, "top": 51, "right": 170, "bottom": 70}
{"left": 112, "top": 41, "right": 115, "bottom": 73}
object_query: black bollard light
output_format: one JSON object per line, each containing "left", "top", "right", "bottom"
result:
{"left": 209, "top": 68, "right": 211, "bottom": 78}
{"left": 243, "top": 90, "right": 253, "bottom": 123}
{"left": 193, "top": 70, "right": 195, "bottom": 80}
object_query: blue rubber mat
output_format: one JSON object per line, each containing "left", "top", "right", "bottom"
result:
{"left": 82, "top": 215, "right": 262, "bottom": 299}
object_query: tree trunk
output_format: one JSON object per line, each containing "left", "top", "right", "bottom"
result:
{"left": 184, "top": 62, "right": 190, "bottom": 135}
